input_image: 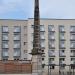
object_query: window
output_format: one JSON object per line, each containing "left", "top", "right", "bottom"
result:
{"left": 59, "top": 33, "right": 65, "bottom": 40}
{"left": 48, "top": 32, "right": 55, "bottom": 40}
{"left": 14, "top": 41, "right": 20, "bottom": 48}
{"left": 40, "top": 40, "right": 45, "bottom": 48}
{"left": 70, "top": 41, "right": 75, "bottom": 48}
{"left": 71, "top": 58, "right": 75, "bottom": 64}
{"left": 70, "top": 26, "right": 75, "bottom": 32}
{"left": 14, "top": 49, "right": 20, "bottom": 57}
{"left": 2, "top": 41, "right": 8, "bottom": 48}
{"left": 14, "top": 34, "right": 20, "bottom": 40}
{"left": 2, "top": 26, "right": 8, "bottom": 32}
{"left": 49, "top": 41, "right": 55, "bottom": 48}
{"left": 2, "top": 49, "right": 8, "bottom": 57}
{"left": 59, "top": 41, "right": 65, "bottom": 48}
{"left": 60, "top": 58, "right": 65, "bottom": 61}
{"left": 59, "top": 58, "right": 65, "bottom": 64}
{"left": 48, "top": 25, "right": 54, "bottom": 31}
{"left": 14, "top": 26, "right": 21, "bottom": 32}
{"left": 59, "top": 50, "right": 65, "bottom": 56}
{"left": 71, "top": 58, "right": 75, "bottom": 61}
{"left": 40, "top": 32, "right": 45, "bottom": 39}
{"left": 70, "top": 34, "right": 75, "bottom": 40}
{"left": 40, "top": 25, "right": 45, "bottom": 31}
{"left": 71, "top": 50, "right": 75, "bottom": 56}
{"left": 49, "top": 58, "right": 54, "bottom": 64}
{"left": 59, "top": 25, "right": 65, "bottom": 32}
{"left": 48, "top": 50, "right": 55, "bottom": 56}
{"left": 2, "top": 34, "right": 8, "bottom": 40}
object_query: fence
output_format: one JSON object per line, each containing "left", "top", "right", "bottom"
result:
{"left": 45, "top": 64, "right": 75, "bottom": 75}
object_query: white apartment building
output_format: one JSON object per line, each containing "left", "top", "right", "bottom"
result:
{"left": 0, "top": 18, "right": 75, "bottom": 74}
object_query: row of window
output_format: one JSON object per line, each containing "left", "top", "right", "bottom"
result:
{"left": 49, "top": 58, "right": 75, "bottom": 69}
{"left": 2, "top": 41, "right": 21, "bottom": 48}
{"left": 32, "top": 25, "right": 75, "bottom": 32}
{"left": 2, "top": 34, "right": 21, "bottom": 41}
{"left": 48, "top": 50, "right": 75, "bottom": 57}
{"left": 2, "top": 49, "right": 21, "bottom": 57}
{"left": 2, "top": 26, "right": 21, "bottom": 32}
{"left": 49, "top": 58, "right": 75, "bottom": 65}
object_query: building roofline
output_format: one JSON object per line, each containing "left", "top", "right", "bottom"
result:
{"left": 0, "top": 19, "right": 28, "bottom": 21}
{"left": 28, "top": 18, "right": 75, "bottom": 20}
{"left": 0, "top": 18, "right": 75, "bottom": 21}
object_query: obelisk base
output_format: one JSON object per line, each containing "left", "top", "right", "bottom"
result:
{"left": 32, "top": 55, "right": 42, "bottom": 75}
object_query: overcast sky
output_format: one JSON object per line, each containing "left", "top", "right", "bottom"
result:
{"left": 0, "top": 0, "right": 75, "bottom": 19}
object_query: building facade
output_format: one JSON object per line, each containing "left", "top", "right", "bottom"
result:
{"left": 0, "top": 18, "right": 75, "bottom": 74}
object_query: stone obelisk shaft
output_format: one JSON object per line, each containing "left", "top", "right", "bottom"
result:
{"left": 31, "top": 0, "right": 42, "bottom": 75}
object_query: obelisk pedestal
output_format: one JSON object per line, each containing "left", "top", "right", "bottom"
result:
{"left": 32, "top": 55, "right": 42, "bottom": 75}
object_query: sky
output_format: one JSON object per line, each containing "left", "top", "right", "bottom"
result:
{"left": 0, "top": 0, "right": 75, "bottom": 19}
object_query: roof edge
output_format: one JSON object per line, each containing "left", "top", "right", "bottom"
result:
{"left": 0, "top": 19, "right": 28, "bottom": 21}
{"left": 28, "top": 18, "right": 75, "bottom": 20}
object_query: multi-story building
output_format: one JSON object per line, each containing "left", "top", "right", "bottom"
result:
{"left": 0, "top": 19, "right": 75, "bottom": 74}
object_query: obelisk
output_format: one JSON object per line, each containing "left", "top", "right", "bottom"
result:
{"left": 30, "top": 0, "right": 43, "bottom": 75}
